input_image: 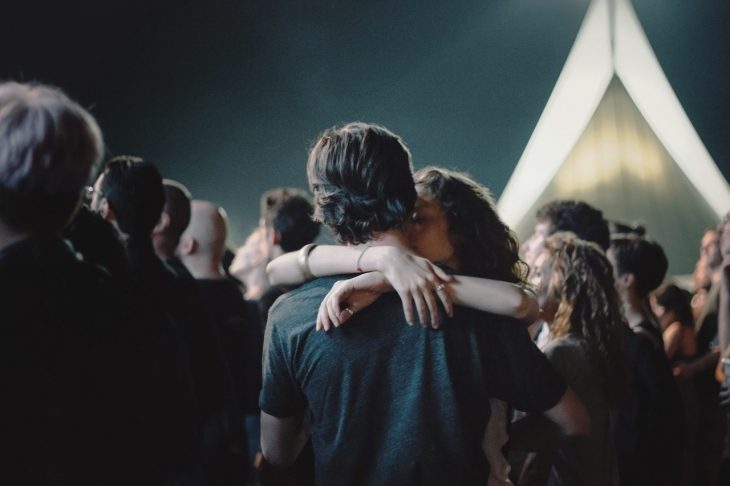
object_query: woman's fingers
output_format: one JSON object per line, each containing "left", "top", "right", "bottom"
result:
{"left": 422, "top": 287, "right": 441, "bottom": 329}
{"left": 429, "top": 263, "right": 454, "bottom": 283}
{"left": 435, "top": 283, "right": 454, "bottom": 318}
{"left": 338, "top": 304, "right": 356, "bottom": 325}
{"left": 411, "top": 291, "right": 430, "bottom": 328}
{"left": 396, "top": 289, "right": 415, "bottom": 325}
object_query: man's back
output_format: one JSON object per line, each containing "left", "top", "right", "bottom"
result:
{"left": 261, "top": 276, "right": 565, "bottom": 485}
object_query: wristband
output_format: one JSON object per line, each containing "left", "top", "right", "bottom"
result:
{"left": 297, "top": 243, "right": 317, "bottom": 281}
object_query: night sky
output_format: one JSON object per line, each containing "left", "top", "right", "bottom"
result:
{"left": 3, "top": 0, "right": 729, "bottom": 246}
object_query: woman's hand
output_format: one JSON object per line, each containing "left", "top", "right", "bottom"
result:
{"left": 366, "top": 246, "right": 454, "bottom": 327}
{"left": 317, "top": 272, "right": 391, "bottom": 331}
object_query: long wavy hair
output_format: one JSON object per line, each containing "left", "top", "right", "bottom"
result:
{"left": 544, "top": 232, "right": 629, "bottom": 404}
{"left": 413, "top": 167, "right": 527, "bottom": 283}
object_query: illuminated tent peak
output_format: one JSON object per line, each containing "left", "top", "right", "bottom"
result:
{"left": 497, "top": 0, "right": 730, "bottom": 274}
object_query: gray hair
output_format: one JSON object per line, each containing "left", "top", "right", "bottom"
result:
{"left": 0, "top": 82, "right": 103, "bottom": 232}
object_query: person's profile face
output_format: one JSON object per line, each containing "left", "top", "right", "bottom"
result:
{"left": 521, "top": 221, "right": 551, "bottom": 272}
{"left": 88, "top": 175, "right": 106, "bottom": 213}
{"left": 700, "top": 230, "right": 721, "bottom": 269}
{"left": 531, "top": 249, "right": 557, "bottom": 322}
{"left": 405, "top": 191, "right": 457, "bottom": 269}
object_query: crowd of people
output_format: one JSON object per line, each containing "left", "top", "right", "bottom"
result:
{"left": 2, "top": 81, "right": 730, "bottom": 486}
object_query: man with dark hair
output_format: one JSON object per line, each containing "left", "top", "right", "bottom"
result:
{"left": 92, "top": 156, "right": 237, "bottom": 483}
{"left": 91, "top": 155, "right": 166, "bottom": 239}
{"left": 608, "top": 236, "right": 683, "bottom": 486}
{"left": 231, "top": 187, "right": 320, "bottom": 301}
{"left": 522, "top": 199, "right": 610, "bottom": 271}
{"left": 153, "top": 179, "right": 193, "bottom": 277}
{"left": 259, "top": 122, "right": 588, "bottom": 484}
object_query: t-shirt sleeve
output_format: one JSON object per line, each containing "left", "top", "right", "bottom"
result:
{"left": 258, "top": 305, "right": 307, "bottom": 418}
{"left": 489, "top": 320, "right": 566, "bottom": 413}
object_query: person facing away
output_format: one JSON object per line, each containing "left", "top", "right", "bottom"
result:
{"left": 230, "top": 186, "right": 321, "bottom": 305}
{"left": 608, "top": 236, "right": 684, "bottom": 486}
{"left": 265, "top": 166, "right": 546, "bottom": 485}
{"left": 0, "top": 81, "right": 176, "bottom": 484}
{"left": 91, "top": 156, "right": 237, "bottom": 483}
{"left": 259, "top": 122, "right": 588, "bottom": 485}
{"left": 178, "top": 200, "right": 261, "bottom": 482}
{"left": 153, "top": 178, "right": 195, "bottom": 278}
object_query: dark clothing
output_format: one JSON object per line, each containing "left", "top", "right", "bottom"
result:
{"left": 167, "top": 256, "right": 194, "bottom": 280}
{"left": 692, "top": 285, "right": 726, "bottom": 485}
{"left": 542, "top": 336, "right": 619, "bottom": 486}
{"left": 261, "top": 276, "right": 566, "bottom": 486}
{"left": 615, "top": 323, "right": 684, "bottom": 486}
{"left": 195, "top": 279, "right": 258, "bottom": 416}
{"left": 126, "top": 237, "right": 238, "bottom": 483}
{"left": 0, "top": 236, "right": 193, "bottom": 484}
{"left": 194, "top": 278, "right": 263, "bottom": 484}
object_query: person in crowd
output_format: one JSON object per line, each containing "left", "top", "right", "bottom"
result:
{"left": 91, "top": 156, "right": 236, "bottom": 484}
{"left": 519, "top": 232, "right": 629, "bottom": 486}
{"left": 153, "top": 178, "right": 194, "bottom": 278}
{"left": 0, "top": 81, "right": 180, "bottom": 484}
{"left": 608, "top": 236, "right": 684, "bottom": 486}
{"left": 267, "top": 166, "right": 542, "bottom": 485}
{"left": 651, "top": 282, "right": 699, "bottom": 485}
{"left": 714, "top": 214, "right": 730, "bottom": 485}
{"left": 520, "top": 199, "right": 611, "bottom": 345}
{"left": 693, "top": 227, "right": 723, "bottom": 320}
{"left": 651, "top": 284, "right": 697, "bottom": 364}
{"left": 230, "top": 187, "right": 320, "bottom": 308}
{"left": 178, "top": 200, "right": 262, "bottom": 484}
{"left": 259, "top": 122, "right": 589, "bottom": 485}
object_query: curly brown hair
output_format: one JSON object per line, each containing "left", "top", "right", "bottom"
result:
{"left": 414, "top": 167, "right": 527, "bottom": 283}
{"left": 544, "top": 232, "right": 629, "bottom": 404}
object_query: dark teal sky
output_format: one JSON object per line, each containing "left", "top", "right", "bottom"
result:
{"left": 3, "top": 0, "right": 729, "bottom": 245}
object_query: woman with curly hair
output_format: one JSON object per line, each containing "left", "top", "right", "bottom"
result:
{"left": 523, "top": 232, "right": 629, "bottom": 486}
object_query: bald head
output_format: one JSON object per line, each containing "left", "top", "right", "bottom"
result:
{"left": 178, "top": 200, "right": 229, "bottom": 279}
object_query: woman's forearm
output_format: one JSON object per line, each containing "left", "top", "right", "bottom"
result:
{"left": 449, "top": 276, "right": 538, "bottom": 323}
{"left": 266, "top": 245, "right": 364, "bottom": 286}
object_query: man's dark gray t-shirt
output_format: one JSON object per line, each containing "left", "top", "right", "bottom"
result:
{"left": 260, "top": 276, "right": 565, "bottom": 486}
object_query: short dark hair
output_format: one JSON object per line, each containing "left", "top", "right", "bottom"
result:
{"left": 610, "top": 236, "right": 668, "bottom": 298}
{"left": 0, "top": 82, "right": 103, "bottom": 233}
{"left": 260, "top": 187, "right": 320, "bottom": 252}
{"left": 100, "top": 156, "right": 164, "bottom": 237}
{"left": 654, "top": 283, "right": 693, "bottom": 328}
{"left": 536, "top": 200, "right": 610, "bottom": 250}
{"left": 162, "top": 179, "right": 192, "bottom": 246}
{"left": 414, "top": 167, "right": 526, "bottom": 282}
{"left": 307, "top": 122, "right": 416, "bottom": 244}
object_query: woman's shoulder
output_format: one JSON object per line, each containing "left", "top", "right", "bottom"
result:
{"left": 543, "top": 334, "right": 587, "bottom": 363}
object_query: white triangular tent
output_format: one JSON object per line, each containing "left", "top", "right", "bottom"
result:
{"left": 497, "top": 0, "right": 730, "bottom": 274}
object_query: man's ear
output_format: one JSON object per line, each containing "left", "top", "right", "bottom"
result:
{"left": 178, "top": 235, "right": 197, "bottom": 256}
{"left": 152, "top": 212, "right": 170, "bottom": 236}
